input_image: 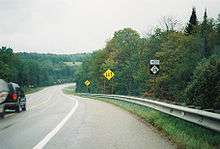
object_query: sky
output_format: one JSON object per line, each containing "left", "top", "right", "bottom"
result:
{"left": 0, "top": 0, "right": 220, "bottom": 54}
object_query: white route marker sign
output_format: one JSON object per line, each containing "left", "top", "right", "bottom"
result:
{"left": 151, "top": 65, "right": 159, "bottom": 74}
{"left": 150, "top": 60, "right": 160, "bottom": 75}
{"left": 150, "top": 60, "right": 160, "bottom": 65}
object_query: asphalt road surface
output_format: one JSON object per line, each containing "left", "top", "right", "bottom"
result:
{"left": 0, "top": 85, "right": 175, "bottom": 149}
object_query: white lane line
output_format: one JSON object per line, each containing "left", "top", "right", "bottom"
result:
{"left": 33, "top": 99, "right": 79, "bottom": 149}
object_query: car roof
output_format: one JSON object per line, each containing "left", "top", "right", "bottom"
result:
{"left": 8, "top": 82, "right": 20, "bottom": 88}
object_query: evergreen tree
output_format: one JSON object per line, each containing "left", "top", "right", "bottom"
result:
{"left": 202, "top": 9, "right": 209, "bottom": 57}
{"left": 185, "top": 7, "right": 198, "bottom": 34}
{"left": 216, "top": 14, "right": 220, "bottom": 45}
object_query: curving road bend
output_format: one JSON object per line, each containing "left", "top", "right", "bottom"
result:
{"left": 0, "top": 85, "right": 175, "bottom": 149}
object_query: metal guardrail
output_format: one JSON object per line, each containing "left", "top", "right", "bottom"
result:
{"left": 79, "top": 93, "right": 220, "bottom": 132}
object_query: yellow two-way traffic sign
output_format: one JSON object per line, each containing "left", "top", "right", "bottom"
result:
{"left": 103, "top": 69, "right": 115, "bottom": 80}
{"left": 84, "top": 80, "right": 91, "bottom": 86}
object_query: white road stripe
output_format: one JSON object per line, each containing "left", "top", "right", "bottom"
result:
{"left": 33, "top": 97, "right": 79, "bottom": 149}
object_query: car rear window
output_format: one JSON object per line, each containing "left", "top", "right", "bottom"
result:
{"left": 8, "top": 84, "right": 15, "bottom": 92}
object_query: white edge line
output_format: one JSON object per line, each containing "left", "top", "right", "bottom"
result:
{"left": 33, "top": 95, "right": 79, "bottom": 149}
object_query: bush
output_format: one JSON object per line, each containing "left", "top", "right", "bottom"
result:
{"left": 185, "top": 56, "right": 220, "bottom": 108}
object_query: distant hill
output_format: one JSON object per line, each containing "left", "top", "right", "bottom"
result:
{"left": 16, "top": 52, "right": 90, "bottom": 63}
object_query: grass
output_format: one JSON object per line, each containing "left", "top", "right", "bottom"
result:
{"left": 63, "top": 87, "right": 220, "bottom": 149}
{"left": 62, "top": 85, "right": 76, "bottom": 95}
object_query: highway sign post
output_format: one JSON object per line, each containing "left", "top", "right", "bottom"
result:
{"left": 103, "top": 69, "right": 115, "bottom": 80}
{"left": 150, "top": 60, "right": 160, "bottom": 75}
{"left": 103, "top": 69, "right": 115, "bottom": 94}
{"left": 84, "top": 80, "right": 91, "bottom": 93}
{"left": 150, "top": 60, "right": 160, "bottom": 94}
{"left": 84, "top": 80, "right": 91, "bottom": 86}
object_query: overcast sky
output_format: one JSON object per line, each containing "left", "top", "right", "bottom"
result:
{"left": 0, "top": 0, "right": 219, "bottom": 54}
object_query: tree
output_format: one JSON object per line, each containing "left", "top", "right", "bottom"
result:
{"left": 154, "top": 32, "right": 202, "bottom": 101}
{"left": 161, "top": 16, "right": 179, "bottom": 31}
{"left": 185, "top": 56, "right": 220, "bottom": 108}
{"left": 215, "top": 14, "right": 220, "bottom": 45}
{"left": 110, "top": 28, "right": 141, "bottom": 95}
{"left": 185, "top": 7, "right": 198, "bottom": 34}
{"left": 202, "top": 9, "right": 210, "bottom": 57}
{"left": 0, "top": 47, "right": 20, "bottom": 82}
{"left": 75, "top": 13, "right": 220, "bottom": 109}
{"left": 0, "top": 47, "right": 82, "bottom": 88}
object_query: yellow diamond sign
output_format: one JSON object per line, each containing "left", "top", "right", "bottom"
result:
{"left": 84, "top": 80, "right": 91, "bottom": 86}
{"left": 103, "top": 69, "right": 115, "bottom": 80}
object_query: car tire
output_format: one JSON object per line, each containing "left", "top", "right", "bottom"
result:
{"left": 15, "top": 104, "right": 22, "bottom": 113}
{"left": 0, "top": 107, "right": 5, "bottom": 118}
{"left": 0, "top": 113, "right": 4, "bottom": 119}
{"left": 22, "top": 104, "right": 26, "bottom": 111}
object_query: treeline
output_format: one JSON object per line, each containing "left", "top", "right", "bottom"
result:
{"left": 0, "top": 48, "right": 87, "bottom": 88}
{"left": 18, "top": 52, "right": 88, "bottom": 63}
{"left": 76, "top": 9, "right": 220, "bottom": 109}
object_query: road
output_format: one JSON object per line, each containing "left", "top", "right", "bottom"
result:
{"left": 0, "top": 85, "right": 175, "bottom": 149}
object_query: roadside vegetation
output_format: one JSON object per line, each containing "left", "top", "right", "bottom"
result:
{"left": 75, "top": 9, "right": 220, "bottom": 109}
{"left": 0, "top": 50, "right": 88, "bottom": 88}
{"left": 62, "top": 85, "right": 76, "bottom": 94}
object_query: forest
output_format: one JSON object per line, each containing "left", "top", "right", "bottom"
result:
{"left": 0, "top": 49, "right": 87, "bottom": 88}
{"left": 75, "top": 9, "right": 220, "bottom": 109}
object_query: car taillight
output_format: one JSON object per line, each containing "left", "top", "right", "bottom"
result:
{"left": 10, "top": 93, "right": 17, "bottom": 100}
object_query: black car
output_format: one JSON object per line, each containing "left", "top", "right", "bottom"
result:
{"left": 4, "top": 83, "right": 26, "bottom": 113}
